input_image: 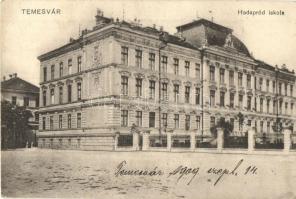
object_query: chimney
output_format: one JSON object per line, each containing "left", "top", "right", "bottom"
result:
{"left": 3, "top": 76, "right": 6, "bottom": 81}
{"left": 153, "top": 24, "right": 156, "bottom": 29}
{"left": 160, "top": 26, "right": 163, "bottom": 31}
{"left": 69, "top": 37, "right": 75, "bottom": 42}
{"left": 14, "top": 73, "right": 17, "bottom": 78}
{"left": 95, "top": 8, "right": 111, "bottom": 26}
{"left": 9, "top": 74, "right": 13, "bottom": 79}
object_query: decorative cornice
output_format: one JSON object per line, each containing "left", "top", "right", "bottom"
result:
{"left": 119, "top": 70, "right": 131, "bottom": 77}
{"left": 66, "top": 79, "right": 73, "bottom": 85}
{"left": 147, "top": 74, "right": 158, "bottom": 81}
{"left": 172, "top": 79, "right": 182, "bottom": 85}
{"left": 57, "top": 81, "right": 64, "bottom": 86}
{"left": 183, "top": 81, "right": 192, "bottom": 87}
{"left": 134, "top": 73, "right": 145, "bottom": 79}
{"left": 75, "top": 76, "right": 83, "bottom": 82}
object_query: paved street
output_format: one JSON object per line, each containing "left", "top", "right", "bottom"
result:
{"left": 1, "top": 149, "right": 296, "bottom": 199}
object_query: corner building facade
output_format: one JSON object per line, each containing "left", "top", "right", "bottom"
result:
{"left": 37, "top": 11, "right": 296, "bottom": 150}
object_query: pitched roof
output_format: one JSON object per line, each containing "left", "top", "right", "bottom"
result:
{"left": 177, "top": 18, "right": 233, "bottom": 34}
{"left": 1, "top": 77, "right": 39, "bottom": 94}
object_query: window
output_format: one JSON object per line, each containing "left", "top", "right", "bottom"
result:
{"left": 247, "top": 96, "right": 252, "bottom": 111}
{"left": 195, "top": 88, "right": 200, "bottom": 105}
{"left": 195, "top": 63, "right": 200, "bottom": 80}
{"left": 23, "top": 97, "right": 29, "bottom": 107}
{"left": 94, "top": 46, "right": 99, "bottom": 61}
{"left": 68, "top": 59, "right": 72, "bottom": 75}
{"left": 229, "top": 70, "right": 234, "bottom": 85}
{"left": 121, "top": 110, "right": 128, "bottom": 127}
{"left": 121, "top": 76, "right": 128, "bottom": 96}
{"left": 51, "top": 65, "right": 55, "bottom": 80}
{"left": 149, "top": 53, "right": 155, "bottom": 70}
{"left": 230, "top": 118, "right": 235, "bottom": 128}
{"left": 238, "top": 72, "right": 243, "bottom": 87}
{"left": 196, "top": 116, "right": 200, "bottom": 130}
{"left": 210, "top": 66, "right": 215, "bottom": 81}
{"left": 59, "top": 115, "right": 63, "bottom": 129}
{"left": 67, "top": 114, "right": 72, "bottom": 128}
{"left": 149, "top": 112, "right": 155, "bottom": 128}
{"left": 149, "top": 80, "right": 155, "bottom": 99}
{"left": 135, "top": 49, "right": 142, "bottom": 68}
{"left": 285, "top": 83, "right": 288, "bottom": 96}
{"left": 185, "top": 61, "right": 190, "bottom": 76}
{"left": 59, "top": 62, "right": 63, "bottom": 77}
{"left": 136, "top": 111, "right": 142, "bottom": 127}
{"left": 259, "top": 78, "right": 263, "bottom": 90}
{"left": 161, "top": 56, "right": 168, "bottom": 73}
{"left": 220, "top": 91, "right": 225, "bottom": 107}
{"left": 260, "top": 121, "right": 263, "bottom": 133}
{"left": 260, "top": 98, "right": 263, "bottom": 112}
{"left": 174, "top": 58, "right": 179, "bottom": 75}
{"left": 50, "top": 88, "right": 55, "bottom": 104}
{"left": 291, "top": 103, "right": 294, "bottom": 115}
{"left": 136, "top": 78, "right": 142, "bottom": 97}
{"left": 185, "top": 115, "right": 190, "bottom": 130}
{"left": 267, "top": 99, "right": 270, "bottom": 113}
{"left": 42, "top": 90, "right": 46, "bottom": 106}
{"left": 11, "top": 96, "right": 17, "bottom": 105}
{"left": 285, "top": 102, "right": 288, "bottom": 114}
{"left": 239, "top": 95, "right": 243, "bottom": 109}
{"left": 279, "top": 83, "right": 282, "bottom": 95}
{"left": 42, "top": 117, "right": 46, "bottom": 130}
{"left": 230, "top": 93, "right": 234, "bottom": 108}
{"left": 67, "top": 84, "right": 72, "bottom": 103}
{"left": 43, "top": 67, "right": 47, "bottom": 82}
{"left": 173, "top": 84, "right": 179, "bottom": 103}
{"left": 254, "top": 97, "right": 257, "bottom": 111}
{"left": 266, "top": 80, "right": 269, "bottom": 92}
{"left": 291, "top": 85, "right": 293, "bottom": 97}
{"left": 121, "top": 46, "right": 128, "bottom": 65}
{"left": 210, "top": 117, "right": 215, "bottom": 128}
{"left": 77, "top": 56, "right": 82, "bottom": 72}
{"left": 267, "top": 122, "right": 270, "bottom": 133}
{"left": 77, "top": 113, "right": 81, "bottom": 128}
{"left": 174, "top": 114, "right": 179, "bottom": 128}
{"left": 254, "top": 77, "right": 257, "bottom": 89}
{"left": 247, "top": 74, "right": 251, "bottom": 88}
{"left": 59, "top": 86, "right": 63, "bottom": 104}
{"left": 50, "top": 116, "right": 53, "bottom": 130}
{"left": 273, "top": 100, "right": 276, "bottom": 114}
{"left": 219, "top": 68, "right": 225, "bottom": 84}
{"left": 247, "top": 120, "right": 251, "bottom": 127}
{"left": 210, "top": 90, "right": 215, "bottom": 107}
{"left": 161, "top": 113, "right": 168, "bottom": 128}
{"left": 185, "top": 86, "right": 190, "bottom": 103}
{"left": 272, "top": 81, "right": 276, "bottom": 93}
{"left": 77, "top": 82, "right": 82, "bottom": 100}
{"left": 161, "top": 82, "right": 168, "bottom": 100}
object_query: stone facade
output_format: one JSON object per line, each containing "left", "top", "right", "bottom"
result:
{"left": 37, "top": 11, "right": 296, "bottom": 150}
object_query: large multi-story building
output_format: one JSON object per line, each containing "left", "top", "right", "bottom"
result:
{"left": 37, "top": 10, "right": 296, "bottom": 150}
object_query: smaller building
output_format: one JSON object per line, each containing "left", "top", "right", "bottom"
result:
{"left": 1, "top": 73, "right": 40, "bottom": 148}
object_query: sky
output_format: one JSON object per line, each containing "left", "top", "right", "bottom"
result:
{"left": 1, "top": 0, "right": 296, "bottom": 86}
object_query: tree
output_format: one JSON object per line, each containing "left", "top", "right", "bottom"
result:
{"left": 237, "top": 112, "right": 244, "bottom": 131}
{"left": 210, "top": 118, "right": 234, "bottom": 138}
{"left": 1, "top": 100, "right": 32, "bottom": 149}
